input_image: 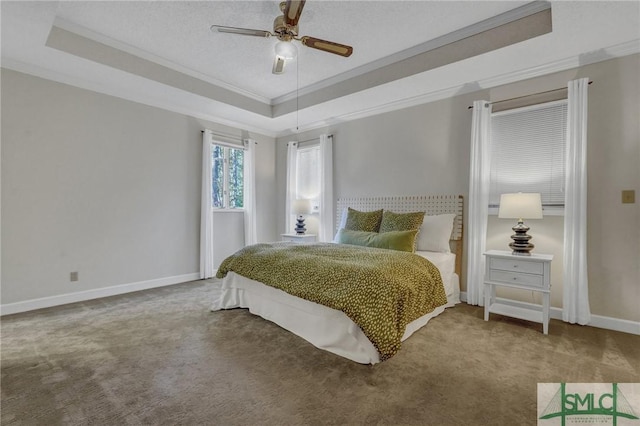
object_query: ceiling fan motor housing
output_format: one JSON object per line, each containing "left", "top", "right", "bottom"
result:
{"left": 211, "top": 0, "right": 353, "bottom": 66}
{"left": 273, "top": 15, "right": 297, "bottom": 41}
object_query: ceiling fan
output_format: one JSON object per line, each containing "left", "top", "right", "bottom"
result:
{"left": 211, "top": 0, "right": 353, "bottom": 75}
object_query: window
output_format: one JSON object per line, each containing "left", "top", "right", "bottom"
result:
{"left": 489, "top": 100, "right": 567, "bottom": 210}
{"left": 296, "top": 145, "right": 320, "bottom": 200}
{"left": 212, "top": 143, "right": 244, "bottom": 209}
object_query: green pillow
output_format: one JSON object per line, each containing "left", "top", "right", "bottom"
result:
{"left": 345, "top": 208, "right": 383, "bottom": 232}
{"left": 379, "top": 210, "right": 425, "bottom": 233}
{"left": 337, "top": 229, "right": 418, "bottom": 253}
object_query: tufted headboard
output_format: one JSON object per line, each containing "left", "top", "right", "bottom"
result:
{"left": 336, "top": 195, "right": 464, "bottom": 276}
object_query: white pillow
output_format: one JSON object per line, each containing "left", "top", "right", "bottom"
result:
{"left": 333, "top": 208, "right": 348, "bottom": 243}
{"left": 416, "top": 214, "right": 456, "bottom": 252}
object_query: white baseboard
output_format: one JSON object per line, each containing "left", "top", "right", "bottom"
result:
{"left": 459, "top": 291, "right": 640, "bottom": 336}
{"left": 587, "top": 313, "right": 640, "bottom": 336}
{"left": 0, "top": 273, "right": 200, "bottom": 316}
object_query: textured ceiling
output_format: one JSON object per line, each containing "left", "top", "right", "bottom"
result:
{"left": 2, "top": 1, "right": 639, "bottom": 136}
{"left": 51, "top": 1, "right": 531, "bottom": 100}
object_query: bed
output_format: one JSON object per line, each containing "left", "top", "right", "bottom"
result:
{"left": 211, "top": 195, "right": 464, "bottom": 364}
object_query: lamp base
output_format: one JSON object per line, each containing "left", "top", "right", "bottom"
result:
{"left": 509, "top": 220, "right": 534, "bottom": 255}
{"left": 295, "top": 216, "right": 306, "bottom": 235}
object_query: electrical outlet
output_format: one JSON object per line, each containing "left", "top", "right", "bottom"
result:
{"left": 622, "top": 190, "right": 635, "bottom": 204}
{"left": 70, "top": 271, "right": 79, "bottom": 282}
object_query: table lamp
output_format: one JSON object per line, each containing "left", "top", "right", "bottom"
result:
{"left": 498, "top": 192, "right": 543, "bottom": 255}
{"left": 292, "top": 199, "right": 312, "bottom": 235}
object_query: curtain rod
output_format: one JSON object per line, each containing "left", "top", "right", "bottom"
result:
{"left": 294, "top": 134, "right": 333, "bottom": 144}
{"left": 467, "top": 81, "right": 593, "bottom": 109}
{"left": 200, "top": 130, "right": 257, "bottom": 144}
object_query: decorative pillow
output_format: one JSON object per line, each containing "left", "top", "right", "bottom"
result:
{"left": 379, "top": 210, "right": 426, "bottom": 233}
{"left": 344, "top": 208, "right": 383, "bottom": 233}
{"left": 416, "top": 214, "right": 456, "bottom": 253}
{"left": 337, "top": 229, "right": 418, "bottom": 253}
{"left": 333, "top": 208, "right": 349, "bottom": 243}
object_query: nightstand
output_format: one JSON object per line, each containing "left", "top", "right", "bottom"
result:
{"left": 483, "top": 250, "right": 553, "bottom": 334}
{"left": 281, "top": 233, "right": 317, "bottom": 244}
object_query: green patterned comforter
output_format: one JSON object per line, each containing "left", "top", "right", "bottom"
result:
{"left": 216, "top": 242, "right": 447, "bottom": 361}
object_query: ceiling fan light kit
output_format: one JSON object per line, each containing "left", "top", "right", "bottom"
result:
{"left": 275, "top": 41, "right": 297, "bottom": 59}
{"left": 211, "top": 0, "right": 353, "bottom": 75}
{"left": 273, "top": 41, "right": 297, "bottom": 74}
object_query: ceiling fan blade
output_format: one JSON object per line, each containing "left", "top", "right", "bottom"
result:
{"left": 283, "top": 0, "right": 306, "bottom": 27}
{"left": 210, "top": 25, "right": 272, "bottom": 38}
{"left": 301, "top": 36, "right": 353, "bottom": 57}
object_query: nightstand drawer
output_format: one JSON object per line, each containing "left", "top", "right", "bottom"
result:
{"left": 281, "top": 234, "right": 316, "bottom": 243}
{"left": 490, "top": 257, "right": 544, "bottom": 275}
{"left": 489, "top": 270, "right": 544, "bottom": 288}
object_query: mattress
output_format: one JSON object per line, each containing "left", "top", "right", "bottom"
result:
{"left": 211, "top": 250, "right": 459, "bottom": 364}
{"left": 415, "top": 250, "right": 460, "bottom": 306}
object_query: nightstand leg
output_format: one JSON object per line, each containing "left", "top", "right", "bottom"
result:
{"left": 484, "top": 284, "right": 491, "bottom": 321}
{"left": 542, "top": 292, "right": 550, "bottom": 334}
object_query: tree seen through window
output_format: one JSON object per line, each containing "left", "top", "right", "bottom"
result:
{"left": 211, "top": 144, "right": 244, "bottom": 209}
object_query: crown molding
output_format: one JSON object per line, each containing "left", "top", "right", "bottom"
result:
{"left": 479, "top": 39, "right": 640, "bottom": 88}
{"left": 277, "top": 39, "right": 640, "bottom": 137}
{"left": 6, "top": 36, "right": 637, "bottom": 140}
{"left": 53, "top": 17, "right": 273, "bottom": 105}
{"left": 1, "top": 58, "right": 279, "bottom": 138}
{"left": 271, "top": 1, "right": 552, "bottom": 106}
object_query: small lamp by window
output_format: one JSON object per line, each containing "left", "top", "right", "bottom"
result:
{"left": 292, "top": 199, "right": 312, "bottom": 235}
{"left": 498, "top": 192, "right": 543, "bottom": 255}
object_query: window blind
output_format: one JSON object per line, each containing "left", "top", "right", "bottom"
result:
{"left": 296, "top": 145, "right": 320, "bottom": 199}
{"left": 489, "top": 100, "right": 568, "bottom": 207}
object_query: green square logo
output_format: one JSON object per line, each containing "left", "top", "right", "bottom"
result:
{"left": 538, "top": 383, "right": 640, "bottom": 425}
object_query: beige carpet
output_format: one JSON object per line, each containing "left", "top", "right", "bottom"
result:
{"left": 2, "top": 280, "right": 639, "bottom": 425}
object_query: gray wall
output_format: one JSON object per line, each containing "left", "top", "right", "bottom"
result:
{"left": 276, "top": 54, "right": 640, "bottom": 323}
{"left": 3, "top": 52, "right": 637, "bottom": 323}
{"left": 276, "top": 93, "right": 474, "bottom": 233}
{"left": 1, "top": 69, "right": 277, "bottom": 305}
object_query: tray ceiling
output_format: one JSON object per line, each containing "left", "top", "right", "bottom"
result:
{"left": 2, "top": 1, "right": 639, "bottom": 136}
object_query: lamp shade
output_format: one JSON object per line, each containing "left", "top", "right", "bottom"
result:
{"left": 498, "top": 193, "right": 543, "bottom": 219}
{"left": 292, "top": 199, "right": 312, "bottom": 215}
{"left": 275, "top": 41, "right": 297, "bottom": 59}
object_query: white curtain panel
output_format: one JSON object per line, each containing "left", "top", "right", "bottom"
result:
{"left": 200, "top": 130, "right": 215, "bottom": 279}
{"left": 318, "top": 134, "right": 334, "bottom": 242}
{"left": 285, "top": 141, "right": 298, "bottom": 233}
{"left": 243, "top": 139, "right": 257, "bottom": 246}
{"left": 466, "top": 100, "right": 492, "bottom": 306}
{"left": 563, "top": 78, "right": 591, "bottom": 325}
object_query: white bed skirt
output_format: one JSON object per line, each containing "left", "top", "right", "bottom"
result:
{"left": 210, "top": 272, "right": 452, "bottom": 364}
